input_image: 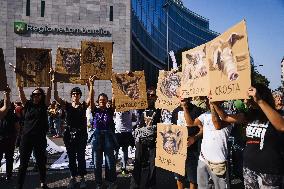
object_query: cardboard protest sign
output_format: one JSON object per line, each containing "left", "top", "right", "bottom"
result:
{"left": 16, "top": 48, "right": 52, "bottom": 87}
{"left": 80, "top": 41, "right": 112, "bottom": 80}
{"left": 112, "top": 71, "right": 148, "bottom": 112}
{"left": 55, "top": 48, "right": 85, "bottom": 84}
{"left": 155, "top": 123, "right": 188, "bottom": 176}
{"left": 181, "top": 44, "right": 209, "bottom": 98}
{"left": 0, "top": 49, "right": 7, "bottom": 91}
{"left": 155, "top": 70, "right": 181, "bottom": 111}
{"left": 207, "top": 20, "right": 251, "bottom": 101}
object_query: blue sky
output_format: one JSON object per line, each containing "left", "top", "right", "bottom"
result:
{"left": 183, "top": 0, "right": 284, "bottom": 89}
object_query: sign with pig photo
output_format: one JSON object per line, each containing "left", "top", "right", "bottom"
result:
{"left": 155, "top": 70, "right": 181, "bottom": 111}
{"left": 181, "top": 44, "right": 209, "bottom": 98}
{"left": 112, "top": 71, "right": 148, "bottom": 112}
{"left": 155, "top": 123, "right": 188, "bottom": 176}
{"left": 207, "top": 20, "right": 251, "bottom": 101}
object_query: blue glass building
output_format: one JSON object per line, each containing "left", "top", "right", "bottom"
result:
{"left": 131, "top": 0, "right": 218, "bottom": 87}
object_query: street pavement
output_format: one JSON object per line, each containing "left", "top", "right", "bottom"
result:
{"left": 0, "top": 137, "right": 243, "bottom": 189}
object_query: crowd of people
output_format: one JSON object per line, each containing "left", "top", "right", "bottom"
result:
{"left": 0, "top": 69, "right": 284, "bottom": 189}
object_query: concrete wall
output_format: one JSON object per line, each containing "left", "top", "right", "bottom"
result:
{"left": 0, "top": 0, "right": 131, "bottom": 101}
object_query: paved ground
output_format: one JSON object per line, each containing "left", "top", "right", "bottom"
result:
{"left": 0, "top": 137, "right": 244, "bottom": 189}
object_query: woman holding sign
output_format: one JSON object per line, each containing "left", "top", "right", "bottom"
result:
{"left": 89, "top": 93, "right": 118, "bottom": 189}
{"left": 52, "top": 70, "right": 95, "bottom": 189}
{"left": 16, "top": 86, "right": 51, "bottom": 189}
{"left": 211, "top": 84, "right": 284, "bottom": 189}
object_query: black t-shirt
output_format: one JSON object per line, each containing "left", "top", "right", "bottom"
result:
{"left": 23, "top": 100, "right": 48, "bottom": 136}
{"left": 0, "top": 107, "right": 18, "bottom": 139}
{"left": 65, "top": 101, "right": 87, "bottom": 131}
{"left": 171, "top": 103, "right": 204, "bottom": 152}
{"left": 243, "top": 120, "right": 284, "bottom": 175}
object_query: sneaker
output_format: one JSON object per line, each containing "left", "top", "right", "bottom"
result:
{"left": 79, "top": 177, "right": 87, "bottom": 189}
{"left": 67, "top": 177, "right": 76, "bottom": 189}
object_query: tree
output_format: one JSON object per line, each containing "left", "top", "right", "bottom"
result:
{"left": 250, "top": 57, "right": 270, "bottom": 87}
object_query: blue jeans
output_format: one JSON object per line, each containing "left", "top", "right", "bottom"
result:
{"left": 53, "top": 118, "right": 61, "bottom": 135}
{"left": 91, "top": 130, "right": 117, "bottom": 185}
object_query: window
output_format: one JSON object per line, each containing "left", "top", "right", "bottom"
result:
{"left": 41, "top": 1, "right": 45, "bottom": 17}
{"left": 110, "top": 6, "right": 113, "bottom": 21}
{"left": 26, "top": 0, "right": 30, "bottom": 16}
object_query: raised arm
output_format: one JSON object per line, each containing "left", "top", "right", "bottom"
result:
{"left": 249, "top": 87, "right": 284, "bottom": 132}
{"left": 50, "top": 68, "right": 65, "bottom": 106}
{"left": 0, "top": 86, "right": 11, "bottom": 119}
{"left": 18, "top": 86, "right": 27, "bottom": 106}
{"left": 181, "top": 99, "right": 202, "bottom": 127}
{"left": 209, "top": 103, "right": 224, "bottom": 130}
{"left": 86, "top": 75, "right": 95, "bottom": 110}
{"left": 211, "top": 101, "right": 246, "bottom": 124}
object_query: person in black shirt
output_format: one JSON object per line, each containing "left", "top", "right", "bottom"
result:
{"left": 53, "top": 74, "right": 95, "bottom": 189}
{"left": 0, "top": 86, "right": 11, "bottom": 119}
{"left": 130, "top": 87, "right": 161, "bottom": 189}
{"left": 16, "top": 86, "right": 51, "bottom": 189}
{"left": 171, "top": 97, "right": 204, "bottom": 189}
{"left": 0, "top": 88, "right": 18, "bottom": 181}
{"left": 212, "top": 84, "right": 284, "bottom": 188}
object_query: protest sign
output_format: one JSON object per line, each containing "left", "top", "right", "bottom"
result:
{"left": 155, "top": 70, "right": 181, "bottom": 111}
{"left": 80, "top": 41, "right": 112, "bottom": 80}
{"left": 155, "top": 123, "right": 188, "bottom": 176}
{"left": 55, "top": 48, "right": 85, "bottom": 84}
{"left": 207, "top": 20, "right": 251, "bottom": 101}
{"left": 0, "top": 49, "right": 7, "bottom": 91}
{"left": 112, "top": 71, "right": 148, "bottom": 112}
{"left": 181, "top": 44, "right": 209, "bottom": 98}
{"left": 16, "top": 48, "right": 51, "bottom": 87}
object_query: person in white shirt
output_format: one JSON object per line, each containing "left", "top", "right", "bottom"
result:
{"left": 184, "top": 96, "right": 232, "bottom": 189}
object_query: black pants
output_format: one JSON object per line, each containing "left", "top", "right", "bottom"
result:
{"left": 130, "top": 142, "right": 156, "bottom": 189}
{"left": 0, "top": 135, "right": 16, "bottom": 178}
{"left": 63, "top": 130, "right": 87, "bottom": 177}
{"left": 17, "top": 134, "right": 47, "bottom": 185}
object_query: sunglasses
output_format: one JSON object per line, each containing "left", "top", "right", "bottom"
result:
{"left": 72, "top": 93, "right": 80, "bottom": 96}
{"left": 32, "top": 93, "right": 42, "bottom": 96}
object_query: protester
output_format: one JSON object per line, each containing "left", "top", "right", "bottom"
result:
{"left": 130, "top": 87, "right": 161, "bottom": 189}
{"left": 172, "top": 96, "right": 204, "bottom": 189}
{"left": 16, "top": 86, "right": 51, "bottom": 189}
{"left": 14, "top": 101, "right": 24, "bottom": 147}
{"left": 273, "top": 91, "right": 284, "bottom": 115}
{"left": 89, "top": 93, "right": 118, "bottom": 189}
{"left": 47, "top": 101, "right": 57, "bottom": 135}
{"left": 53, "top": 72, "right": 95, "bottom": 189}
{"left": 184, "top": 95, "right": 233, "bottom": 189}
{"left": 0, "top": 87, "right": 18, "bottom": 181}
{"left": 211, "top": 84, "right": 284, "bottom": 188}
{"left": 114, "top": 110, "right": 136, "bottom": 175}
{"left": 0, "top": 87, "right": 11, "bottom": 119}
{"left": 53, "top": 103, "right": 63, "bottom": 138}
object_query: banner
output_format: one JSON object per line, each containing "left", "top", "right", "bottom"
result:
{"left": 155, "top": 123, "right": 188, "bottom": 176}
{"left": 181, "top": 44, "right": 209, "bottom": 98}
{"left": 112, "top": 71, "right": 148, "bottom": 112}
{"left": 55, "top": 48, "right": 85, "bottom": 84}
{"left": 16, "top": 48, "right": 51, "bottom": 87}
{"left": 80, "top": 41, "right": 113, "bottom": 80}
{"left": 0, "top": 48, "right": 7, "bottom": 91}
{"left": 155, "top": 70, "right": 181, "bottom": 111}
{"left": 207, "top": 20, "right": 251, "bottom": 101}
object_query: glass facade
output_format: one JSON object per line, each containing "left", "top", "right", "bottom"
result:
{"left": 131, "top": 0, "right": 218, "bottom": 87}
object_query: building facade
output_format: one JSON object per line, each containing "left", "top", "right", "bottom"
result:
{"left": 0, "top": 0, "right": 131, "bottom": 100}
{"left": 131, "top": 0, "right": 218, "bottom": 87}
{"left": 1, "top": 0, "right": 217, "bottom": 100}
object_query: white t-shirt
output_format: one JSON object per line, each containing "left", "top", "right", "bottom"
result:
{"left": 198, "top": 112, "right": 233, "bottom": 163}
{"left": 114, "top": 110, "right": 137, "bottom": 133}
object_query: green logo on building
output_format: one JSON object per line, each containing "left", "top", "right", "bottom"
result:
{"left": 14, "top": 21, "right": 27, "bottom": 34}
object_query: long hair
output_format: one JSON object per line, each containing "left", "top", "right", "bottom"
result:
{"left": 246, "top": 83, "right": 275, "bottom": 123}
{"left": 30, "top": 88, "right": 46, "bottom": 105}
